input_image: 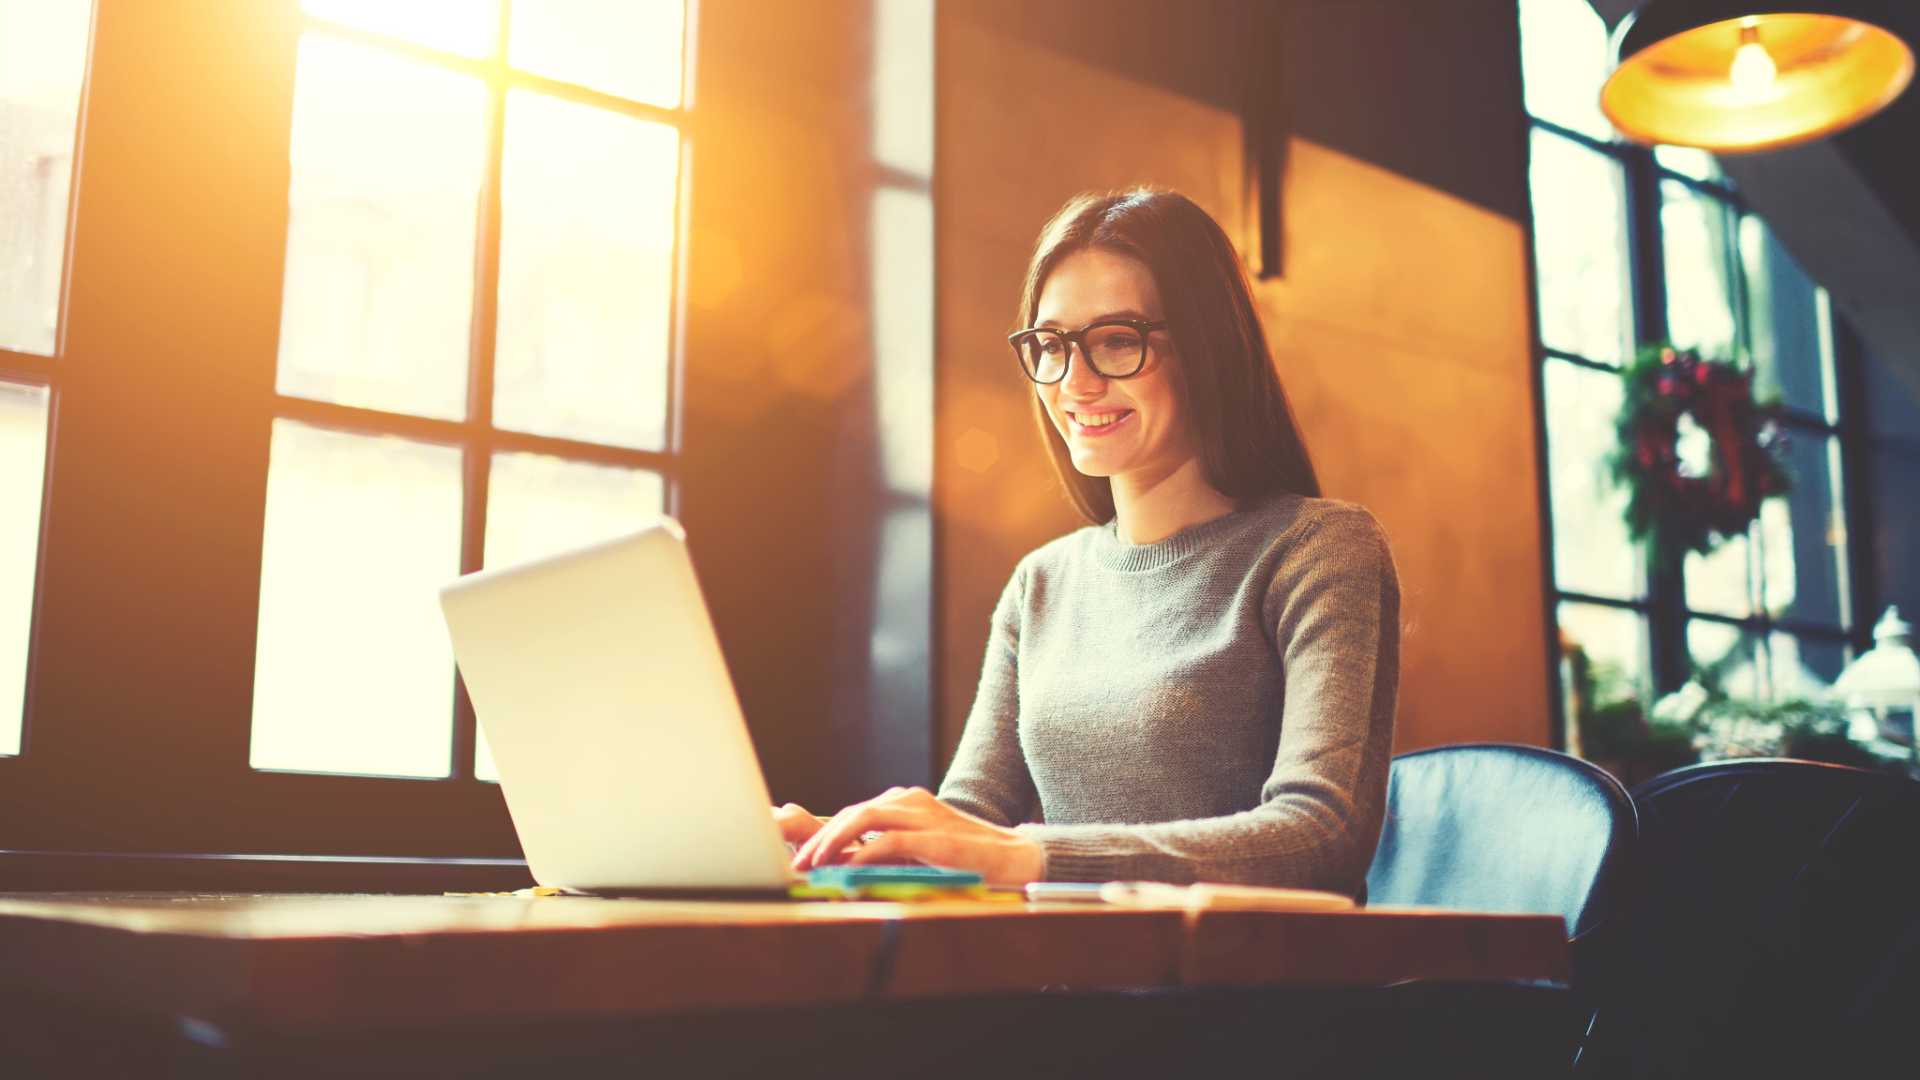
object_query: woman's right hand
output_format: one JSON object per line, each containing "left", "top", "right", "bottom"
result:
{"left": 772, "top": 803, "right": 828, "bottom": 849}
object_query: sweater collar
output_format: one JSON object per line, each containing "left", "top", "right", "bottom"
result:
{"left": 1091, "top": 502, "right": 1256, "bottom": 572}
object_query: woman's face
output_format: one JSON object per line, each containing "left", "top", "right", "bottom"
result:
{"left": 1032, "top": 249, "right": 1195, "bottom": 484}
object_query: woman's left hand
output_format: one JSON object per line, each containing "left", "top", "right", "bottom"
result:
{"left": 790, "top": 786, "right": 1047, "bottom": 887}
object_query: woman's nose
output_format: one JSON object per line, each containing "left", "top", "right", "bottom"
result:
{"left": 1060, "top": 342, "right": 1107, "bottom": 395}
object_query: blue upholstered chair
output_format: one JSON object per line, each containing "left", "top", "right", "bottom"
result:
{"left": 1366, "top": 742, "right": 1637, "bottom": 942}
{"left": 1364, "top": 742, "right": 1638, "bottom": 1073}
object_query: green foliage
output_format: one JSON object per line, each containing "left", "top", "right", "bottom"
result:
{"left": 1570, "top": 649, "right": 1885, "bottom": 776}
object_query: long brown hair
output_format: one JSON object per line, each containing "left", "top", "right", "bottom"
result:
{"left": 1015, "top": 188, "right": 1320, "bottom": 523}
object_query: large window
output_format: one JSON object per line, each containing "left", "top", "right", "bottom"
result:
{"left": 0, "top": 0, "right": 694, "bottom": 858}
{"left": 252, "top": 1, "right": 686, "bottom": 782}
{"left": 0, "top": 0, "right": 92, "bottom": 757}
{"left": 1519, "top": 0, "right": 1870, "bottom": 744}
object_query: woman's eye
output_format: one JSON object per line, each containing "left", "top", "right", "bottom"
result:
{"left": 1038, "top": 338, "right": 1066, "bottom": 356}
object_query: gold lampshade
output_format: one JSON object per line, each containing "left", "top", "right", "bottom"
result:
{"left": 1602, "top": 10, "right": 1915, "bottom": 153}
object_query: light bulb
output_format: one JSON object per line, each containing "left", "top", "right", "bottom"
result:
{"left": 1729, "top": 25, "right": 1778, "bottom": 97}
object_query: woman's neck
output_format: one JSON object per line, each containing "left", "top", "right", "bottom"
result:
{"left": 1110, "top": 456, "right": 1237, "bottom": 545}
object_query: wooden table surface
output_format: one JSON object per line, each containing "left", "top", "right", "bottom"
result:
{"left": 0, "top": 893, "right": 1569, "bottom": 1033}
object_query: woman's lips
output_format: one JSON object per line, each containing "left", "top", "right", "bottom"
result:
{"left": 1067, "top": 409, "right": 1135, "bottom": 437}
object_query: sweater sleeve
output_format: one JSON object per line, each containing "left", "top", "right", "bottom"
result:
{"left": 936, "top": 561, "right": 1041, "bottom": 828}
{"left": 1016, "top": 508, "right": 1400, "bottom": 897}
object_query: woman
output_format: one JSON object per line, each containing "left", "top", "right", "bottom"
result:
{"left": 779, "top": 188, "right": 1400, "bottom": 898}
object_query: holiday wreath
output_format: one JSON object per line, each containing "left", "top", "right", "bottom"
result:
{"left": 1610, "top": 344, "right": 1790, "bottom": 563}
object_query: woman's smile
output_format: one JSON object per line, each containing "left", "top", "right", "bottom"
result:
{"left": 1065, "top": 407, "right": 1135, "bottom": 436}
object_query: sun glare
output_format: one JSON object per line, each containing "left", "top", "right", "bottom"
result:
{"left": 301, "top": 0, "right": 497, "bottom": 58}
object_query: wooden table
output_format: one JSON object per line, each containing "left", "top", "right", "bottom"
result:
{"left": 0, "top": 892, "right": 1568, "bottom": 1035}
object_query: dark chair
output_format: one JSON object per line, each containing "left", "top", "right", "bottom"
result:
{"left": 1365, "top": 742, "right": 1638, "bottom": 1071}
{"left": 1580, "top": 758, "right": 1920, "bottom": 1080}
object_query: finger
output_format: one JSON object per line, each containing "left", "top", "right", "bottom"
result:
{"left": 797, "top": 789, "right": 938, "bottom": 863}
{"left": 791, "top": 792, "right": 900, "bottom": 866}
{"left": 772, "top": 804, "right": 826, "bottom": 846}
{"left": 791, "top": 803, "right": 861, "bottom": 869}
{"left": 846, "top": 830, "right": 960, "bottom": 870}
{"left": 800, "top": 804, "right": 925, "bottom": 870}
{"left": 802, "top": 805, "right": 934, "bottom": 869}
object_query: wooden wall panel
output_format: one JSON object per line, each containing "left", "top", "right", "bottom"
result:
{"left": 1257, "top": 141, "right": 1549, "bottom": 750}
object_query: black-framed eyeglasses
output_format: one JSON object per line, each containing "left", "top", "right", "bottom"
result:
{"left": 1007, "top": 319, "right": 1167, "bottom": 384}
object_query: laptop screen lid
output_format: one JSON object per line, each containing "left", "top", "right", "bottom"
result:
{"left": 437, "top": 519, "right": 793, "bottom": 894}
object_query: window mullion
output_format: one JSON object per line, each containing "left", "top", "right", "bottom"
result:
{"left": 1622, "top": 146, "right": 1692, "bottom": 696}
{"left": 1830, "top": 316, "right": 1881, "bottom": 655}
{"left": 1729, "top": 204, "right": 1753, "bottom": 366}
{"left": 0, "top": 352, "right": 56, "bottom": 384}
{"left": 450, "top": 17, "right": 514, "bottom": 785}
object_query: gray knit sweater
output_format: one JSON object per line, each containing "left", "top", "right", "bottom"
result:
{"left": 938, "top": 493, "right": 1400, "bottom": 898}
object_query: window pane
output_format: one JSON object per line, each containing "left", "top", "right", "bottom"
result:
{"left": 1559, "top": 595, "right": 1651, "bottom": 757}
{"left": 1661, "top": 181, "right": 1738, "bottom": 360}
{"left": 1689, "top": 620, "right": 1762, "bottom": 700}
{"left": 1861, "top": 340, "right": 1920, "bottom": 442}
{"left": 1740, "top": 215, "right": 1834, "bottom": 421}
{"left": 1559, "top": 595, "right": 1651, "bottom": 699}
{"left": 1686, "top": 531, "right": 1754, "bottom": 619}
{"left": 484, "top": 454, "right": 666, "bottom": 569}
{"left": 1758, "top": 432, "right": 1848, "bottom": 627}
{"left": 1689, "top": 624, "right": 1845, "bottom": 703}
{"left": 508, "top": 0, "right": 684, "bottom": 108}
{"left": 871, "top": 0, "right": 933, "bottom": 178}
{"left": 1654, "top": 145, "right": 1724, "bottom": 185}
{"left": 1559, "top": 599, "right": 1651, "bottom": 760}
{"left": 0, "top": 0, "right": 91, "bottom": 355}
{"left": 301, "top": 0, "right": 497, "bottom": 58}
{"left": 251, "top": 420, "right": 462, "bottom": 778}
{"left": 494, "top": 92, "right": 677, "bottom": 450}
{"left": 1544, "top": 359, "right": 1640, "bottom": 598}
{"left": 1517, "top": 0, "right": 1613, "bottom": 140}
{"left": 0, "top": 382, "right": 49, "bottom": 755}
{"left": 277, "top": 35, "right": 485, "bottom": 420}
{"left": 1769, "top": 633, "right": 1846, "bottom": 699}
{"left": 1529, "top": 130, "right": 1633, "bottom": 365}
{"left": 871, "top": 187, "right": 934, "bottom": 497}
{"left": 472, "top": 452, "right": 665, "bottom": 779}
{"left": 1868, "top": 449, "right": 1920, "bottom": 629}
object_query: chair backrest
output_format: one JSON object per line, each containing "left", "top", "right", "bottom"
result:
{"left": 1585, "top": 758, "right": 1920, "bottom": 1078}
{"left": 1365, "top": 742, "right": 1636, "bottom": 944}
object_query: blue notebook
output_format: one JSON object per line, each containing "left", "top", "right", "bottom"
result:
{"left": 806, "top": 865, "right": 984, "bottom": 889}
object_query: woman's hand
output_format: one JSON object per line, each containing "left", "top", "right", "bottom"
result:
{"left": 789, "top": 787, "right": 1047, "bottom": 887}
{"left": 772, "top": 803, "right": 828, "bottom": 849}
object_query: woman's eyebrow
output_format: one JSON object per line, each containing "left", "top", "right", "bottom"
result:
{"left": 1036, "top": 308, "right": 1155, "bottom": 329}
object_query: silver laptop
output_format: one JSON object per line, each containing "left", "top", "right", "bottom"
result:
{"left": 437, "top": 519, "right": 797, "bottom": 897}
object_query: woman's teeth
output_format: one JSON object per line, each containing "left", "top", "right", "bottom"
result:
{"left": 1073, "top": 411, "right": 1128, "bottom": 427}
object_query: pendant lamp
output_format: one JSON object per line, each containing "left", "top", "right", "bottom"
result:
{"left": 1601, "top": 0, "right": 1916, "bottom": 152}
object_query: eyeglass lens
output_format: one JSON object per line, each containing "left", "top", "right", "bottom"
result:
{"left": 1017, "top": 325, "right": 1148, "bottom": 382}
